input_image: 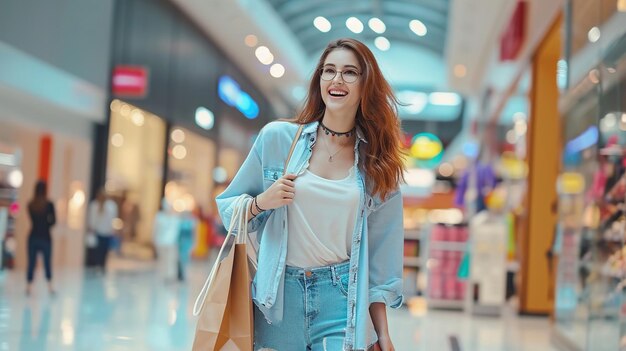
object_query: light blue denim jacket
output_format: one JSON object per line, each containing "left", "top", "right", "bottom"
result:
{"left": 216, "top": 121, "right": 404, "bottom": 350}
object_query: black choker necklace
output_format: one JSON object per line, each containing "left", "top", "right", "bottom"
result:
{"left": 319, "top": 120, "right": 356, "bottom": 137}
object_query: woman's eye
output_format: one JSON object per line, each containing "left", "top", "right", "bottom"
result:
{"left": 344, "top": 70, "right": 358, "bottom": 77}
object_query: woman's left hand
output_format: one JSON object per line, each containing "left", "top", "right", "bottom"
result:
{"left": 377, "top": 334, "right": 395, "bottom": 351}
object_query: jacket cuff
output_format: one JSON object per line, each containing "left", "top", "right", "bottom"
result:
{"left": 369, "top": 279, "right": 404, "bottom": 308}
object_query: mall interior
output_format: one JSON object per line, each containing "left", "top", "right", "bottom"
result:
{"left": 0, "top": 0, "right": 625, "bottom": 350}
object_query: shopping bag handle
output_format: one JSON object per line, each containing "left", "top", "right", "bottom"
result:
{"left": 193, "top": 195, "right": 252, "bottom": 316}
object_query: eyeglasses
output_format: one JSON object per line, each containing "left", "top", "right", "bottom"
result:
{"left": 320, "top": 67, "right": 361, "bottom": 83}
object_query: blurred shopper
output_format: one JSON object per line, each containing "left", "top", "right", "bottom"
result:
{"left": 26, "top": 180, "right": 56, "bottom": 296}
{"left": 88, "top": 189, "right": 118, "bottom": 273}
{"left": 177, "top": 209, "right": 196, "bottom": 281}
{"left": 153, "top": 199, "right": 180, "bottom": 283}
{"left": 216, "top": 38, "right": 404, "bottom": 351}
{"left": 120, "top": 190, "right": 140, "bottom": 241}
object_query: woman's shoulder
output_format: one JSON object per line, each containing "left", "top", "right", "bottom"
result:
{"left": 256, "top": 120, "right": 302, "bottom": 146}
{"left": 260, "top": 120, "right": 300, "bottom": 135}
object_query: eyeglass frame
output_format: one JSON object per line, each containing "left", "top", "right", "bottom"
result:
{"left": 319, "top": 66, "right": 362, "bottom": 83}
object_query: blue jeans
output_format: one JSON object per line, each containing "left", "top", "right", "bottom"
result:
{"left": 26, "top": 237, "right": 52, "bottom": 282}
{"left": 254, "top": 261, "right": 349, "bottom": 351}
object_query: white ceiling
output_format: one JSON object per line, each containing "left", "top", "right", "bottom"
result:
{"left": 170, "top": 0, "right": 455, "bottom": 115}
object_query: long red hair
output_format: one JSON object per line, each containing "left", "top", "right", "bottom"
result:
{"left": 293, "top": 38, "right": 405, "bottom": 200}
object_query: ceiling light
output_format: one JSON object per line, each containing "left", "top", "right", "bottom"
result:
{"left": 397, "top": 91, "right": 428, "bottom": 114}
{"left": 172, "top": 145, "right": 187, "bottom": 160}
{"left": 454, "top": 64, "right": 467, "bottom": 78}
{"left": 409, "top": 19, "right": 427, "bottom": 36}
{"left": 313, "top": 16, "right": 332, "bottom": 32}
{"left": 171, "top": 129, "right": 185, "bottom": 143}
{"left": 346, "top": 17, "right": 364, "bottom": 34}
{"left": 7, "top": 169, "right": 23, "bottom": 188}
{"left": 130, "top": 109, "right": 144, "bottom": 126}
{"left": 255, "top": 46, "right": 274, "bottom": 65}
{"left": 374, "top": 37, "right": 390, "bottom": 51}
{"left": 270, "top": 63, "right": 285, "bottom": 78}
{"left": 119, "top": 104, "right": 131, "bottom": 117}
{"left": 244, "top": 34, "right": 258, "bottom": 47}
{"left": 368, "top": 17, "right": 386, "bottom": 34}
{"left": 110, "top": 99, "right": 120, "bottom": 112}
{"left": 619, "top": 0, "right": 626, "bottom": 11}
{"left": 195, "top": 107, "right": 214, "bottom": 130}
{"left": 588, "top": 26, "right": 601, "bottom": 43}
{"left": 111, "top": 133, "right": 124, "bottom": 147}
{"left": 429, "top": 92, "right": 461, "bottom": 106}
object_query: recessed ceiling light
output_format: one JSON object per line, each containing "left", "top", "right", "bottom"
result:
{"left": 374, "top": 36, "right": 390, "bottom": 51}
{"left": 195, "top": 107, "right": 214, "bottom": 130}
{"left": 346, "top": 17, "right": 364, "bottom": 34}
{"left": 409, "top": 19, "right": 427, "bottom": 36}
{"left": 429, "top": 92, "right": 461, "bottom": 106}
{"left": 454, "top": 64, "right": 467, "bottom": 78}
{"left": 255, "top": 46, "right": 274, "bottom": 65}
{"left": 313, "top": 16, "right": 332, "bottom": 32}
{"left": 368, "top": 17, "right": 386, "bottom": 34}
{"left": 245, "top": 34, "right": 258, "bottom": 47}
{"left": 270, "top": 63, "right": 285, "bottom": 78}
{"left": 171, "top": 129, "right": 185, "bottom": 143}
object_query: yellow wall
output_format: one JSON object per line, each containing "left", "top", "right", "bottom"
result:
{"left": 521, "top": 15, "right": 562, "bottom": 314}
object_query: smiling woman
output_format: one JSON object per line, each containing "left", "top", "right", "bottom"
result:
{"left": 215, "top": 38, "right": 405, "bottom": 351}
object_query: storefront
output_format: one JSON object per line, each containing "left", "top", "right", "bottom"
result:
{"left": 93, "top": 0, "right": 273, "bottom": 260}
{"left": 552, "top": 2, "right": 626, "bottom": 350}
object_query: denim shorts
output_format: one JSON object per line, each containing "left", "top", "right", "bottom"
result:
{"left": 254, "top": 261, "right": 350, "bottom": 351}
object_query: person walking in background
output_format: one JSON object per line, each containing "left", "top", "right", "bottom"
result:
{"left": 177, "top": 209, "right": 197, "bottom": 281}
{"left": 26, "top": 180, "right": 56, "bottom": 296}
{"left": 153, "top": 198, "right": 180, "bottom": 283}
{"left": 87, "top": 189, "right": 118, "bottom": 273}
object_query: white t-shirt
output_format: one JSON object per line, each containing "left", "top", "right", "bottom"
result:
{"left": 88, "top": 200, "right": 118, "bottom": 236}
{"left": 286, "top": 167, "right": 360, "bottom": 268}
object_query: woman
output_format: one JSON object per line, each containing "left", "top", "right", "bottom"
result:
{"left": 216, "top": 38, "right": 405, "bottom": 351}
{"left": 88, "top": 189, "right": 118, "bottom": 273}
{"left": 26, "top": 180, "right": 56, "bottom": 296}
{"left": 152, "top": 198, "right": 180, "bottom": 283}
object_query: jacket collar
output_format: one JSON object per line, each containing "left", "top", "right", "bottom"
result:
{"left": 302, "top": 120, "right": 368, "bottom": 144}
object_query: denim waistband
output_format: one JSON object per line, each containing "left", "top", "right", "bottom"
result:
{"left": 284, "top": 260, "right": 350, "bottom": 280}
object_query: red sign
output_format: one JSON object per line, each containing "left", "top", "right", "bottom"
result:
{"left": 500, "top": 1, "right": 527, "bottom": 61}
{"left": 112, "top": 65, "right": 148, "bottom": 97}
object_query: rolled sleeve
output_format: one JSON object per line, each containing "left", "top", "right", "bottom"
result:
{"left": 367, "top": 190, "right": 404, "bottom": 308}
{"left": 369, "top": 278, "right": 404, "bottom": 308}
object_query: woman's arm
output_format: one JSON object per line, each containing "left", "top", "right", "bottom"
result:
{"left": 367, "top": 190, "right": 404, "bottom": 350}
{"left": 47, "top": 202, "right": 56, "bottom": 227}
{"left": 369, "top": 302, "right": 394, "bottom": 350}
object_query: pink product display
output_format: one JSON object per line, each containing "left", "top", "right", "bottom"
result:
{"left": 431, "top": 224, "right": 469, "bottom": 242}
{"left": 428, "top": 275, "right": 465, "bottom": 300}
{"left": 431, "top": 225, "right": 448, "bottom": 241}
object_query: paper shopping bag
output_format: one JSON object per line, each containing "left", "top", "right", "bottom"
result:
{"left": 192, "top": 195, "right": 254, "bottom": 351}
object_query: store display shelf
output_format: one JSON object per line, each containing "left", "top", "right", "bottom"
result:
{"left": 403, "top": 257, "right": 422, "bottom": 267}
{"left": 429, "top": 241, "right": 468, "bottom": 251}
{"left": 427, "top": 298, "right": 464, "bottom": 310}
{"left": 404, "top": 230, "right": 421, "bottom": 241}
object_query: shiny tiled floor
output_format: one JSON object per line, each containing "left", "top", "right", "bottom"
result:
{"left": 0, "top": 258, "right": 557, "bottom": 351}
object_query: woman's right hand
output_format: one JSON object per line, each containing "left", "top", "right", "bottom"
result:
{"left": 256, "top": 174, "right": 297, "bottom": 211}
